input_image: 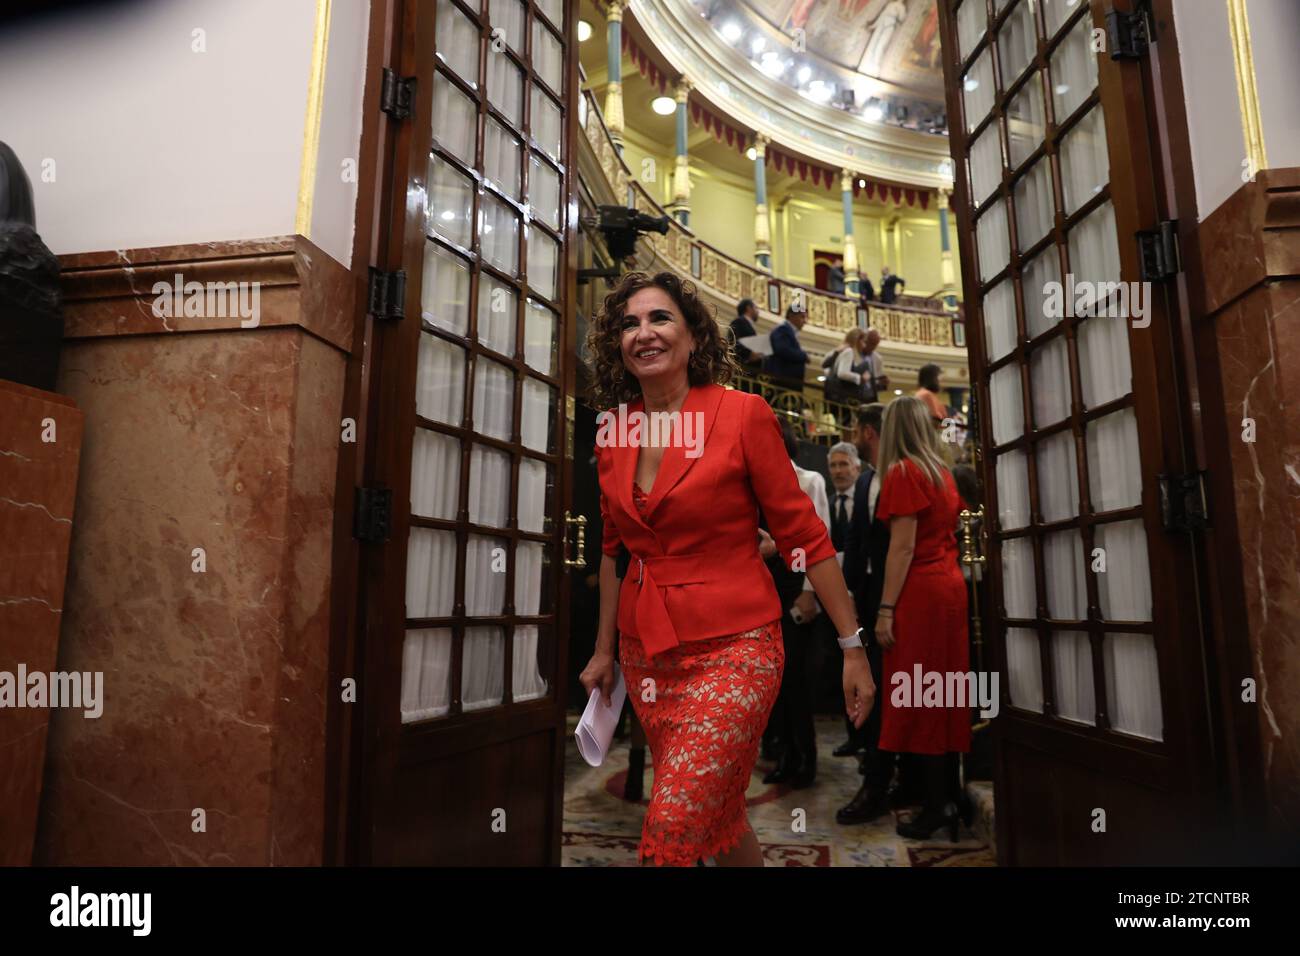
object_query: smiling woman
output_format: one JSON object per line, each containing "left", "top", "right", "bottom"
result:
{"left": 578, "top": 270, "right": 875, "bottom": 867}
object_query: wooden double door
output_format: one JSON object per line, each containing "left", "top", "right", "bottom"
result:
{"left": 348, "top": 0, "right": 580, "bottom": 865}
{"left": 936, "top": 0, "right": 1230, "bottom": 863}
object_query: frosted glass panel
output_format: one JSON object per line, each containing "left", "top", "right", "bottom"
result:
{"left": 531, "top": 86, "right": 563, "bottom": 159}
{"left": 515, "top": 541, "right": 544, "bottom": 614}
{"left": 473, "top": 358, "right": 514, "bottom": 441}
{"left": 481, "top": 193, "right": 520, "bottom": 274}
{"left": 410, "top": 428, "right": 460, "bottom": 520}
{"left": 1043, "top": 529, "right": 1086, "bottom": 620}
{"left": 989, "top": 364, "right": 1024, "bottom": 445}
{"left": 536, "top": 0, "right": 562, "bottom": 27}
{"left": 477, "top": 272, "right": 516, "bottom": 355}
{"left": 527, "top": 229, "right": 559, "bottom": 301}
{"left": 487, "top": 52, "right": 523, "bottom": 126}
{"left": 977, "top": 199, "right": 1010, "bottom": 283}
{"left": 1001, "top": 536, "right": 1036, "bottom": 617}
{"left": 1051, "top": 14, "right": 1099, "bottom": 120}
{"left": 1060, "top": 105, "right": 1108, "bottom": 214}
{"left": 416, "top": 332, "right": 465, "bottom": 425}
{"left": 956, "top": 0, "right": 986, "bottom": 59}
{"left": 522, "top": 377, "right": 554, "bottom": 453}
{"left": 1030, "top": 335, "right": 1071, "bottom": 427}
{"left": 1036, "top": 430, "right": 1079, "bottom": 522}
{"left": 1087, "top": 407, "right": 1142, "bottom": 511}
{"left": 462, "top": 626, "right": 504, "bottom": 711}
{"left": 401, "top": 628, "right": 452, "bottom": 722}
{"left": 1051, "top": 630, "right": 1096, "bottom": 724}
{"left": 524, "top": 299, "right": 557, "bottom": 374}
{"left": 1014, "top": 158, "right": 1054, "bottom": 250}
{"left": 963, "top": 47, "right": 996, "bottom": 133}
{"left": 1104, "top": 632, "right": 1163, "bottom": 740}
{"left": 983, "top": 279, "right": 1016, "bottom": 362}
{"left": 530, "top": 154, "right": 561, "bottom": 229}
{"left": 465, "top": 535, "right": 508, "bottom": 615}
{"left": 422, "top": 242, "right": 470, "bottom": 336}
{"left": 490, "top": 0, "right": 525, "bottom": 53}
{"left": 997, "top": 0, "right": 1038, "bottom": 85}
{"left": 406, "top": 528, "right": 457, "bottom": 617}
{"left": 1006, "top": 627, "right": 1044, "bottom": 713}
{"left": 996, "top": 448, "right": 1030, "bottom": 530}
{"left": 533, "top": 19, "right": 563, "bottom": 92}
{"left": 1006, "top": 73, "right": 1047, "bottom": 168}
{"left": 969, "top": 122, "right": 1003, "bottom": 209}
{"left": 1067, "top": 201, "right": 1119, "bottom": 296}
{"left": 427, "top": 155, "right": 473, "bottom": 248}
{"left": 1022, "top": 246, "right": 1061, "bottom": 338}
{"left": 1094, "top": 519, "right": 1152, "bottom": 621}
{"left": 468, "top": 443, "right": 511, "bottom": 528}
{"left": 518, "top": 457, "right": 548, "bottom": 533}
{"left": 433, "top": 77, "right": 477, "bottom": 163}
{"left": 484, "top": 116, "right": 521, "bottom": 199}
{"left": 436, "top": 0, "right": 480, "bottom": 87}
{"left": 1042, "top": 0, "right": 1085, "bottom": 37}
{"left": 1077, "top": 314, "right": 1132, "bottom": 408}
{"left": 513, "top": 625, "right": 549, "bottom": 702}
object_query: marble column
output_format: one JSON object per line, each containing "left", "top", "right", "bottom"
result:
{"left": 603, "top": 0, "right": 628, "bottom": 153}
{"left": 670, "top": 78, "right": 692, "bottom": 226}
{"left": 840, "top": 169, "right": 860, "bottom": 298}
{"left": 938, "top": 187, "right": 958, "bottom": 310}
{"left": 753, "top": 134, "right": 771, "bottom": 271}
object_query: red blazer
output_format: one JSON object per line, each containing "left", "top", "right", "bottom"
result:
{"left": 597, "top": 382, "right": 837, "bottom": 658}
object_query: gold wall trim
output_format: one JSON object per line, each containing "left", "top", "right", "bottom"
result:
{"left": 1226, "top": 0, "right": 1268, "bottom": 176}
{"left": 296, "top": 0, "right": 333, "bottom": 237}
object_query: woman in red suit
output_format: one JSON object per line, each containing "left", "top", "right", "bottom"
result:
{"left": 873, "top": 396, "right": 971, "bottom": 841}
{"left": 579, "top": 271, "right": 875, "bottom": 867}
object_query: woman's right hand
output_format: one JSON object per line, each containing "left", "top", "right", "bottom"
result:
{"left": 757, "top": 527, "right": 777, "bottom": 559}
{"left": 579, "top": 647, "right": 619, "bottom": 707}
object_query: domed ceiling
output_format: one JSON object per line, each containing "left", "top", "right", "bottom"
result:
{"left": 691, "top": 0, "right": 947, "bottom": 131}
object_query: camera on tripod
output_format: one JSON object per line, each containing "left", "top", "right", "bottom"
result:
{"left": 578, "top": 204, "right": 671, "bottom": 284}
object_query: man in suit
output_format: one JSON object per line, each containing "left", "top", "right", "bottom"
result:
{"left": 835, "top": 402, "right": 911, "bottom": 823}
{"left": 763, "top": 304, "right": 810, "bottom": 387}
{"left": 879, "top": 265, "right": 906, "bottom": 304}
{"left": 728, "top": 298, "right": 763, "bottom": 370}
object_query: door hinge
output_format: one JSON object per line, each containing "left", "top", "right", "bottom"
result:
{"left": 1136, "top": 220, "right": 1181, "bottom": 281}
{"left": 354, "top": 486, "right": 393, "bottom": 543}
{"left": 1106, "top": 2, "right": 1151, "bottom": 61}
{"left": 367, "top": 267, "right": 406, "bottom": 321}
{"left": 380, "top": 67, "right": 416, "bottom": 119}
{"left": 1158, "top": 471, "right": 1209, "bottom": 533}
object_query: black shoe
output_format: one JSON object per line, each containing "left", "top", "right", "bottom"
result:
{"left": 763, "top": 755, "right": 797, "bottom": 784}
{"left": 790, "top": 760, "right": 816, "bottom": 789}
{"left": 896, "top": 804, "right": 959, "bottom": 842}
{"left": 887, "top": 780, "right": 923, "bottom": 810}
{"left": 836, "top": 783, "right": 889, "bottom": 824}
{"left": 956, "top": 789, "right": 975, "bottom": 828}
{"left": 832, "top": 740, "right": 860, "bottom": 757}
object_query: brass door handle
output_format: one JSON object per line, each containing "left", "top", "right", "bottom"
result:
{"left": 563, "top": 512, "right": 588, "bottom": 569}
{"left": 959, "top": 506, "right": 986, "bottom": 567}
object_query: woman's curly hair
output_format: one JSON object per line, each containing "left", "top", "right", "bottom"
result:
{"left": 585, "top": 271, "right": 737, "bottom": 410}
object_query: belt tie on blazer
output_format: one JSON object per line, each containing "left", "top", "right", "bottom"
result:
{"left": 630, "top": 550, "right": 728, "bottom": 657}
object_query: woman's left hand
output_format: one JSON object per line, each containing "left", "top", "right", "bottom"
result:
{"left": 875, "top": 613, "right": 895, "bottom": 651}
{"left": 842, "top": 653, "right": 876, "bottom": 729}
{"left": 756, "top": 528, "right": 777, "bottom": 559}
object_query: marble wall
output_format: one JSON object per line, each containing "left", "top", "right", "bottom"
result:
{"left": 0, "top": 381, "right": 84, "bottom": 865}
{"left": 1197, "top": 168, "right": 1300, "bottom": 834}
{"left": 33, "top": 236, "right": 354, "bottom": 864}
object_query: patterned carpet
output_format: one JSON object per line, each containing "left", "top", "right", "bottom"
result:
{"left": 562, "top": 713, "right": 996, "bottom": 867}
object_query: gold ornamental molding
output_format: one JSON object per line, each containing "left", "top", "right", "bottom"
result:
{"left": 295, "top": 0, "right": 332, "bottom": 237}
{"left": 1226, "top": 0, "right": 1268, "bottom": 177}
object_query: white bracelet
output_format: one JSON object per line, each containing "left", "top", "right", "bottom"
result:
{"left": 837, "top": 627, "right": 864, "bottom": 650}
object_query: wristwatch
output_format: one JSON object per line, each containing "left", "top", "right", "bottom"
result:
{"left": 837, "top": 627, "right": 864, "bottom": 650}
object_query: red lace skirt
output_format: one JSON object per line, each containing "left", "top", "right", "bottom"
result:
{"left": 618, "top": 620, "right": 784, "bottom": 866}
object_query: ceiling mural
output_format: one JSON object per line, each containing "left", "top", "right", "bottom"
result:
{"left": 716, "top": 0, "right": 944, "bottom": 98}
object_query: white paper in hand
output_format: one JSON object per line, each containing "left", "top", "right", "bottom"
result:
{"left": 737, "top": 333, "right": 773, "bottom": 356}
{"left": 575, "top": 666, "right": 627, "bottom": 767}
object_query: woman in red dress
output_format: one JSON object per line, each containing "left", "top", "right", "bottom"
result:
{"left": 873, "top": 395, "right": 971, "bottom": 841}
{"left": 579, "top": 271, "right": 876, "bottom": 867}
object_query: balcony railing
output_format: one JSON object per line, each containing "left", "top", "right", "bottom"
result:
{"left": 579, "top": 87, "right": 963, "bottom": 349}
